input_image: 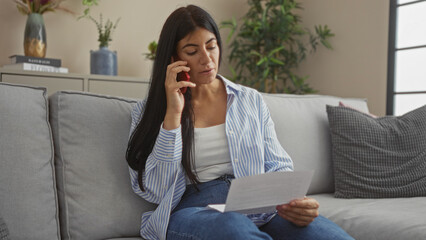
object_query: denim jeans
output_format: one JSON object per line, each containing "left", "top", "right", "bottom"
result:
{"left": 167, "top": 175, "right": 354, "bottom": 240}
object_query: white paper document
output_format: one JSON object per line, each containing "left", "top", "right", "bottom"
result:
{"left": 207, "top": 171, "right": 314, "bottom": 215}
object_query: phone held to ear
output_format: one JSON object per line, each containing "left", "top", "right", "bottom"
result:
{"left": 177, "top": 71, "right": 190, "bottom": 94}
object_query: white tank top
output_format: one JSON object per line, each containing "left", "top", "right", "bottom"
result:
{"left": 190, "top": 123, "right": 233, "bottom": 183}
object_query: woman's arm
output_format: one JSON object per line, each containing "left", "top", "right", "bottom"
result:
{"left": 259, "top": 95, "right": 294, "bottom": 173}
{"left": 128, "top": 60, "right": 196, "bottom": 204}
{"left": 256, "top": 95, "right": 319, "bottom": 226}
{"left": 128, "top": 101, "right": 184, "bottom": 204}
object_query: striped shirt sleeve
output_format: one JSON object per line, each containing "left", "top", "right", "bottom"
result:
{"left": 259, "top": 94, "right": 294, "bottom": 173}
{"left": 128, "top": 101, "right": 184, "bottom": 204}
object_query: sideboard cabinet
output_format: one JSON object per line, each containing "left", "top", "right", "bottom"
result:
{"left": 0, "top": 68, "right": 149, "bottom": 99}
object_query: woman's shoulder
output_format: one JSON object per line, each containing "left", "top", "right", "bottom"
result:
{"left": 220, "top": 75, "right": 263, "bottom": 99}
{"left": 240, "top": 85, "right": 262, "bottom": 98}
{"left": 232, "top": 82, "right": 264, "bottom": 103}
{"left": 225, "top": 83, "right": 265, "bottom": 112}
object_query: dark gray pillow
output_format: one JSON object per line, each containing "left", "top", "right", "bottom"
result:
{"left": 326, "top": 105, "right": 426, "bottom": 198}
{"left": 0, "top": 217, "right": 9, "bottom": 240}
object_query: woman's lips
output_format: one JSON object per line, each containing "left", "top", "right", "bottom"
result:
{"left": 200, "top": 69, "right": 214, "bottom": 75}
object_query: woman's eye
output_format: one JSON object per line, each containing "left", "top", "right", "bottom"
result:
{"left": 186, "top": 51, "right": 197, "bottom": 56}
{"left": 208, "top": 45, "right": 217, "bottom": 50}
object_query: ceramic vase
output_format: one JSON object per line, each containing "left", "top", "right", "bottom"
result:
{"left": 24, "top": 13, "right": 46, "bottom": 58}
{"left": 90, "top": 47, "right": 117, "bottom": 76}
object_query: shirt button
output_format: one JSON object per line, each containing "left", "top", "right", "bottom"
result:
{"left": 234, "top": 158, "right": 239, "bottom": 162}
{"left": 166, "top": 154, "right": 172, "bottom": 158}
{"left": 168, "top": 141, "right": 174, "bottom": 145}
{"left": 229, "top": 130, "right": 234, "bottom": 134}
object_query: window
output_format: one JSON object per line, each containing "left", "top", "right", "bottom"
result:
{"left": 387, "top": 0, "right": 426, "bottom": 115}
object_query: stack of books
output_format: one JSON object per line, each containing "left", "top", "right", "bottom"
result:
{"left": 2, "top": 55, "right": 68, "bottom": 73}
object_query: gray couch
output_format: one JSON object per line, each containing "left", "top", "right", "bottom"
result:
{"left": 1, "top": 82, "right": 425, "bottom": 240}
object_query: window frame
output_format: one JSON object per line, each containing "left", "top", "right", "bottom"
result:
{"left": 386, "top": 0, "right": 426, "bottom": 115}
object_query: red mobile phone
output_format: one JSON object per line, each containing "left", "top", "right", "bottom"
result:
{"left": 177, "top": 71, "right": 190, "bottom": 94}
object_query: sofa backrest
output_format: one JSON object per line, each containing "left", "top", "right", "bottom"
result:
{"left": 49, "top": 91, "right": 156, "bottom": 240}
{"left": 0, "top": 80, "right": 370, "bottom": 239}
{"left": 262, "top": 93, "right": 369, "bottom": 194}
{"left": 0, "top": 83, "right": 60, "bottom": 240}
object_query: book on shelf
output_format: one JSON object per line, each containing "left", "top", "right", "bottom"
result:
{"left": 9, "top": 54, "right": 61, "bottom": 67}
{"left": 2, "top": 62, "right": 68, "bottom": 73}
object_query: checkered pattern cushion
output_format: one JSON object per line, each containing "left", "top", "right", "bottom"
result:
{"left": 0, "top": 217, "right": 9, "bottom": 240}
{"left": 326, "top": 105, "right": 426, "bottom": 198}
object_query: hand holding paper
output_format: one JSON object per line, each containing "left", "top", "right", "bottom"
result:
{"left": 276, "top": 197, "right": 320, "bottom": 227}
{"left": 207, "top": 171, "right": 314, "bottom": 215}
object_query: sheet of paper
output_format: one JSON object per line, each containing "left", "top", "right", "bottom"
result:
{"left": 207, "top": 171, "right": 313, "bottom": 215}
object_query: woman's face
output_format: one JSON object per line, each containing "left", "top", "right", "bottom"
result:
{"left": 175, "top": 28, "right": 220, "bottom": 85}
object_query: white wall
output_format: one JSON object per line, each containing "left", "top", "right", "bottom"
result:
{"left": 297, "top": 0, "right": 389, "bottom": 115}
{"left": 0, "top": 0, "right": 389, "bottom": 115}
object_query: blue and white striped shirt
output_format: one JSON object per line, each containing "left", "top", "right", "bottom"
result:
{"left": 129, "top": 76, "right": 294, "bottom": 240}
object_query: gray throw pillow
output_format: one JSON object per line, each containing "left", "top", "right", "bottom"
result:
{"left": 0, "top": 217, "right": 10, "bottom": 240}
{"left": 49, "top": 91, "right": 156, "bottom": 239}
{"left": 326, "top": 105, "right": 426, "bottom": 198}
{"left": 0, "top": 83, "right": 60, "bottom": 239}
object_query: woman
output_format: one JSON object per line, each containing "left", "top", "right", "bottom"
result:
{"left": 126, "top": 5, "right": 353, "bottom": 240}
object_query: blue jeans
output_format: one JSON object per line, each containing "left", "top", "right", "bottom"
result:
{"left": 167, "top": 175, "right": 353, "bottom": 240}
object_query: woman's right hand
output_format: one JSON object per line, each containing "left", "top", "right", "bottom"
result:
{"left": 163, "top": 60, "right": 196, "bottom": 130}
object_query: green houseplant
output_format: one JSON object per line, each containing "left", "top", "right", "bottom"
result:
{"left": 79, "top": 0, "right": 120, "bottom": 48}
{"left": 87, "top": 13, "right": 120, "bottom": 48}
{"left": 79, "top": 0, "right": 120, "bottom": 75}
{"left": 221, "top": 0, "right": 334, "bottom": 93}
{"left": 144, "top": 41, "right": 158, "bottom": 61}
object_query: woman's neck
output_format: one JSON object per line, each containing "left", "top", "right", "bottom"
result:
{"left": 191, "top": 77, "right": 224, "bottom": 105}
{"left": 190, "top": 77, "right": 228, "bottom": 128}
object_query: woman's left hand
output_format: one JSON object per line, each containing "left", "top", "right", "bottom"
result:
{"left": 276, "top": 197, "right": 320, "bottom": 227}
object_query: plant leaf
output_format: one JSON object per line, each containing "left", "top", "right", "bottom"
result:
{"left": 270, "top": 57, "right": 284, "bottom": 65}
{"left": 256, "top": 57, "right": 267, "bottom": 66}
{"left": 268, "top": 46, "right": 285, "bottom": 56}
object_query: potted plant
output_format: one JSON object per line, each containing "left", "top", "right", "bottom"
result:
{"left": 144, "top": 41, "right": 158, "bottom": 61}
{"left": 80, "top": 0, "right": 120, "bottom": 75}
{"left": 221, "top": 0, "right": 334, "bottom": 93}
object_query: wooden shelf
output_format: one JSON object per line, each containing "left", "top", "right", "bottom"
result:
{"left": 0, "top": 68, "right": 150, "bottom": 99}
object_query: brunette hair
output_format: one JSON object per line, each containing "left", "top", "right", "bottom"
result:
{"left": 126, "top": 5, "right": 222, "bottom": 191}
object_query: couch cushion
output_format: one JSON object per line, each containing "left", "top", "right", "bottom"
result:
{"left": 49, "top": 91, "right": 156, "bottom": 240}
{"left": 0, "top": 83, "right": 60, "bottom": 240}
{"left": 327, "top": 105, "right": 426, "bottom": 198}
{"left": 262, "top": 94, "right": 368, "bottom": 194}
{"left": 312, "top": 193, "right": 426, "bottom": 240}
{"left": 0, "top": 216, "right": 10, "bottom": 240}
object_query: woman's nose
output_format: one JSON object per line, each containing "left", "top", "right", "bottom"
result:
{"left": 199, "top": 48, "right": 211, "bottom": 65}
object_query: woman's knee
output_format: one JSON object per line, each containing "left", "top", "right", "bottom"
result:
{"left": 307, "top": 216, "right": 354, "bottom": 240}
{"left": 210, "top": 212, "right": 270, "bottom": 239}
{"left": 168, "top": 208, "right": 271, "bottom": 240}
{"left": 215, "top": 212, "right": 254, "bottom": 228}
{"left": 261, "top": 215, "right": 354, "bottom": 240}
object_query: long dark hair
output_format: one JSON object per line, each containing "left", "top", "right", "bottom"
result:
{"left": 126, "top": 5, "right": 222, "bottom": 191}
